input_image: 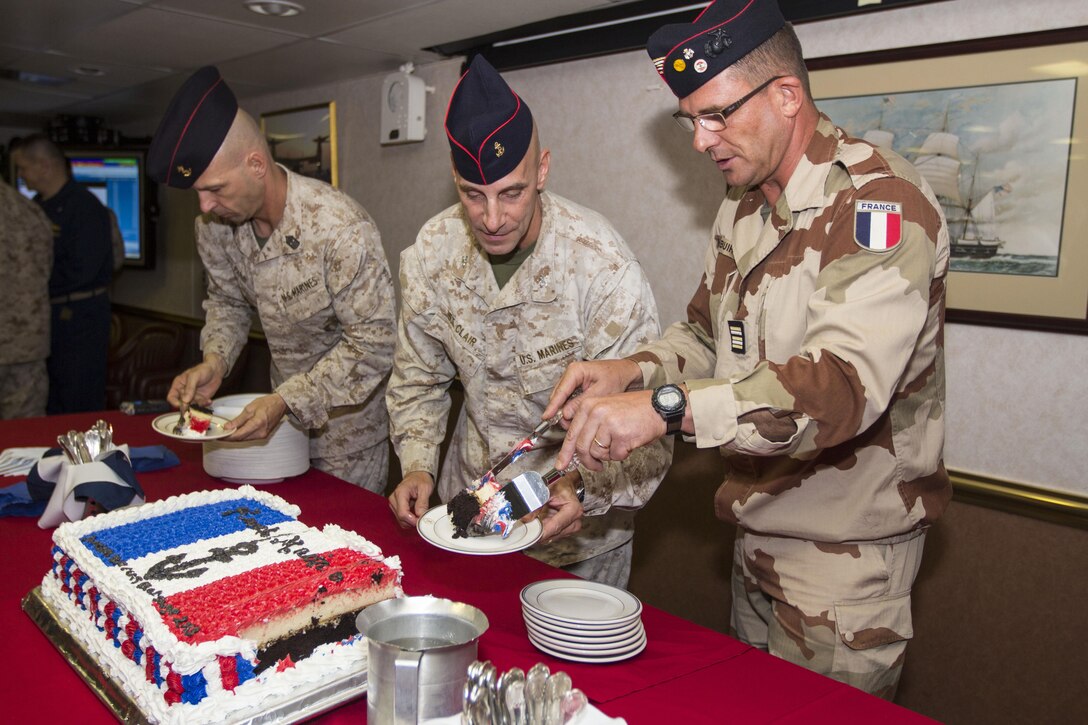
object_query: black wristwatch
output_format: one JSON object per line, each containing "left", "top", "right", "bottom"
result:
{"left": 651, "top": 384, "right": 686, "bottom": 435}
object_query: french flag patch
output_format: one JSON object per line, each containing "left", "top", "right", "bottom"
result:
{"left": 854, "top": 200, "right": 902, "bottom": 252}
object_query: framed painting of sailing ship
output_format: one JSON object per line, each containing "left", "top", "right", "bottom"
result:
{"left": 808, "top": 28, "right": 1088, "bottom": 333}
{"left": 260, "top": 102, "right": 338, "bottom": 188}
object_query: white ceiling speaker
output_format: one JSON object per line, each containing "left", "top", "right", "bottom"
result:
{"left": 381, "top": 64, "right": 427, "bottom": 145}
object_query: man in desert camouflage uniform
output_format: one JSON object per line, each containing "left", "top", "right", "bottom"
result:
{"left": 148, "top": 67, "right": 395, "bottom": 491}
{"left": 0, "top": 178, "right": 53, "bottom": 419}
{"left": 546, "top": 0, "right": 950, "bottom": 697}
{"left": 387, "top": 57, "right": 671, "bottom": 588}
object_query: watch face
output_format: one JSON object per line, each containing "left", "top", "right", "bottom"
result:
{"left": 656, "top": 387, "right": 683, "bottom": 411}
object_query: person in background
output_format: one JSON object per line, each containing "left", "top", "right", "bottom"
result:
{"left": 0, "top": 176, "right": 54, "bottom": 419}
{"left": 545, "top": 0, "right": 950, "bottom": 697}
{"left": 386, "top": 56, "right": 672, "bottom": 588}
{"left": 148, "top": 66, "right": 395, "bottom": 492}
{"left": 11, "top": 134, "right": 113, "bottom": 414}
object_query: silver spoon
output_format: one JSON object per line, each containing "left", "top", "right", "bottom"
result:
{"left": 544, "top": 671, "right": 572, "bottom": 725}
{"left": 526, "top": 663, "right": 549, "bottom": 725}
{"left": 503, "top": 668, "right": 526, "bottom": 725}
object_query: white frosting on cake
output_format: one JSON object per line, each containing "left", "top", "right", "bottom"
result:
{"left": 40, "top": 485, "right": 399, "bottom": 723}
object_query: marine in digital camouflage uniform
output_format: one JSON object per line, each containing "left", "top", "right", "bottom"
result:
{"left": 148, "top": 67, "right": 395, "bottom": 491}
{"left": 546, "top": 0, "right": 950, "bottom": 697}
{"left": 387, "top": 57, "right": 671, "bottom": 588}
{"left": 0, "top": 179, "right": 53, "bottom": 419}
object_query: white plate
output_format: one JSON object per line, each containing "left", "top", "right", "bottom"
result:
{"left": 528, "top": 629, "right": 648, "bottom": 663}
{"left": 520, "top": 579, "right": 642, "bottom": 624}
{"left": 417, "top": 504, "right": 542, "bottom": 556}
{"left": 525, "top": 619, "right": 645, "bottom": 650}
{"left": 152, "top": 412, "right": 232, "bottom": 441}
{"left": 221, "top": 476, "right": 284, "bottom": 485}
{"left": 523, "top": 604, "right": 642, "bottom": 631}
{"left": 523, "top": 612, "right": 642, "bottom": 643}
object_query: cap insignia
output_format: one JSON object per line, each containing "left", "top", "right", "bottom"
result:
{"left": 673, "top": 59, "right": 687, "bottom": 72}
{"left": 177, "top": 165, "right": 192, "bottom": 177}
{"left": 682, "top": 48, "right": 694, "bottom": 60}
{"left": 494, "top": 141, "right": 505, "bottom": 158}
{"left": 652, "top": 56, "right": 665, "bottom": 73}
{"left": 704, "top": 28, "right": 733, "bottom": 58}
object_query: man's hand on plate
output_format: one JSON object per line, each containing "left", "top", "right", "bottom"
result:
{"left": 223, "top": 393, "right": 288, "bottom": 441}
{"left": 531, "top": 470, "right": 584, "bottom": 544}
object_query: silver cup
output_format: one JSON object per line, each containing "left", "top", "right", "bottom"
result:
{"left": 357, "top": 596, "right": 489, "bottom": 724}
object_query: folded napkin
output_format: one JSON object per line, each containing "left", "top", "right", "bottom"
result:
{"left": 0, "top": 446, "right": 51, "bottom": 477}
{"left": 0, "top": 445, "right": 177, "bottom": 523}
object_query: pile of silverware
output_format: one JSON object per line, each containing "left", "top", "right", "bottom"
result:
{"left": 56, "top": 420, "right": 115, "bottom": 464}
{"left": 463, "top": 660, "right": 587, "bottom": 725}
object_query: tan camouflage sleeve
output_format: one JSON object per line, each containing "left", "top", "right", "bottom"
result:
{"left": 275, "top": 219, "right": 396, "bottom": 429}
{"left": 688, "top": 177, "right": 941, "bottom": 456}
{"left": 197, "top": 218, "right": 254, "bottom": 375}
{"left": 578, "top": 261, "right": 674, "bottom": 515}
{"left": 385, "top": 243, "right": 458, "bottom": 478}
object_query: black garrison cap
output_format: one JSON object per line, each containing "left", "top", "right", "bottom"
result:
{"left": 147, "top": 66, "right": 237, "bottom": 189}
{"left": 444, "top": 55, "right": 534, "bottom": 185}
{"left": 647, "top": 0, "right": 785, "bottom": 98}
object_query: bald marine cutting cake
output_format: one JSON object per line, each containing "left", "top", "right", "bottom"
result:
{"left": 39, "top": 486, "right": 402, "bottom": 724}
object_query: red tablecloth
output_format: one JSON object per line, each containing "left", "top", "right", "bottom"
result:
{"left": 1, "top": 412, "right": 933, "bottom": 723}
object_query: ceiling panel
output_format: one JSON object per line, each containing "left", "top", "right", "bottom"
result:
{"left": 0, "top": 0, "right": 646, "bottom": 129}
{"left": 216, "top": 38, "right": 402, "bottom": 90}
{"left": 57, "top": 6, "right": 294, "bottom": 70}
{"left": 145, "top": 0, "right": 438, "bottom": 39}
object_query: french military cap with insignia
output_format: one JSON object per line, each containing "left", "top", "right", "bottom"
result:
{"left": 444, "top": 55, "right": 534, "bottom": 185}
{"left": 147, "top": 66, "right": 238, "bottom": 189}
{"left": 647, "top": 0, "right": 786, "bottom": 98}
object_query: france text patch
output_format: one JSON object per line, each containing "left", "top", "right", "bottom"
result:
{"left": 854, "top": 200, "right": 902, "bottom": 252}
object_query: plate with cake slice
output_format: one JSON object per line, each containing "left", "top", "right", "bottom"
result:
{"left": 418, "top": 504, "right": 542, "bottom": 555}
{"left": 152, "top": 405, "right": 233, "bottom": 441}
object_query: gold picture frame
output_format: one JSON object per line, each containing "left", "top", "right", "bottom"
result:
{"left": 260, "top": 102, "right": 338, "bottom": 188}
{"left": 808, "top": 28, "right": 1088, "bottom": 334}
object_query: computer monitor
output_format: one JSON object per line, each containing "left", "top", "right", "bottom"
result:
{"left": 13, "top": 147, "right": 155, "bottom": 269}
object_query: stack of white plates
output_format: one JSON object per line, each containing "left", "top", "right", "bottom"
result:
{"left": 202, "top": 393, "right": 310, "bottom": 484}
{"left": 520, "top": 579, "right": 646, "bottom": 663}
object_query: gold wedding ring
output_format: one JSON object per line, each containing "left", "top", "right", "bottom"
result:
{"left": 592, "top": 437, "right": 608, "bottom": 449}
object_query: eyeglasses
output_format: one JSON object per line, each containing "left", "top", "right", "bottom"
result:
{"left": 672, "top": 76, "right": 784, "bottom": 132}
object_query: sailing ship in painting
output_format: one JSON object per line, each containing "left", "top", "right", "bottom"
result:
{"left": 864, "top": 124, "right": 1011, "bottom": 259}
{"left": 821, "top": 78, "right": 1075, "bottom": 278}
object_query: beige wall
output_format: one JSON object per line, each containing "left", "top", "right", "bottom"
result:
{"left": 112, "top": 0, "right": 1088, "bottom": 497}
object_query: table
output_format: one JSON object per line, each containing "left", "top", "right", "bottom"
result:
{"left": 1, "top": 412, "right": 933, "bottom": 723}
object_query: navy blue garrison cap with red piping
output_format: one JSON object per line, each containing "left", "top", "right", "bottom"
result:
{"left": 147, "top": 66, "right": 238, "bottom": 189}
{"left": 444, "top": 55, "right": 534, "bottom": 186}
{"left": 647, "top": 0, "right": 785, "bottom": 98}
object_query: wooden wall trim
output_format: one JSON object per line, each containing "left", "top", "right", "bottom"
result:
{"left": 113, "top": 303, "right": 266, "bottom": 342}
{"left": 950, "top": 469, "right": 1088, "bottom": 530}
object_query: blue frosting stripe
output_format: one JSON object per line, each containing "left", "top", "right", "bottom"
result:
{"left": 78, "top": 499, "right": 294, "bottom": 564}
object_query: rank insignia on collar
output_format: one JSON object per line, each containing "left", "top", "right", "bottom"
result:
{"left": 728, "top": 320, "right": 745, "bottom": 354}
{"left": 854, "top": 200, "right": 902, "bottom": 252}
{"left": 285, "top": 235, "right": 300, "bottom": 249}
{"left": 177, "top": 165, "right": 192, "bottom": 177}
{"left": 494, "top": 141, "right": 505, "bottom": 158}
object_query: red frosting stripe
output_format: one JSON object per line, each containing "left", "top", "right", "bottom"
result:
{"left": 160, "top": 547, "right": 393, "bottom": 642}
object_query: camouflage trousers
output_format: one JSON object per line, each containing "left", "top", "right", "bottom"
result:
{"left": 560, "top": 539, "right": 633, "bottom": 590}
{"left": 313, "top": 439, "right": 390, "bottom": 495}
{"left": 0, "top": 360, "right": 47, "bottom": 420}
{"left": 730, "top": 527, "right": 926, "bottom": 699}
